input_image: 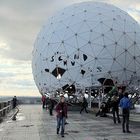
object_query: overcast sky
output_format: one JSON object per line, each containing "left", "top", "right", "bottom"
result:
{"left": 0, "top": 0, "right": 140, "bottom": 97}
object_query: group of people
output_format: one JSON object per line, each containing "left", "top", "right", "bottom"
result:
{"left": 41, "top": 90, "right": 132, "bottom": 137}
{"left": 112, "top": 91, "right": 132, "bottom": 133}
{"left": 41, "top": 95, "right": 55, "bottom": 116}
{"left": 96, "top": 90, "right": 132, "bottom": 133}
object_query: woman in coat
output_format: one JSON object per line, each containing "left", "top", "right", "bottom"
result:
{"left": 55, "top": 95, "right": 68, "bottom": 137}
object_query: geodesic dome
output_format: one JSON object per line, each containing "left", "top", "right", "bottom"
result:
{"left": 32, "top": 2, "right": 140, "bottom": 94}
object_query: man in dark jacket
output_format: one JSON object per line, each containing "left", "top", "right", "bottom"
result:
{"left": 80, "top": 97, "right": 88, "bottom": 114}
{"left": 119, "top": 92, "right": 131, "bottom": 133}
{"left": 48, "top": 96, "right": 55, "bottom": 116}
{"left": 12, "top": 96, "right": 17, "bottom": 109}
{"left": 55, "top": 95, "right": 68, "bottom": 137}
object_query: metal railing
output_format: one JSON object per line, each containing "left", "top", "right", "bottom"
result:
{"left": 0, "top": 100, "right": 13, "bottom": 122}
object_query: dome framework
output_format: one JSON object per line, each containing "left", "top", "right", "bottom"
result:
{"left": 32, "top": 2, "right": 140, "bottom": 94}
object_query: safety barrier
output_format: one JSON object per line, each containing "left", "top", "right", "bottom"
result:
{"left": 0, "top": 100, "right": 13, "bottom": 122}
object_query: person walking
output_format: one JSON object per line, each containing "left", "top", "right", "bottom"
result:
{"left": 55, "top": 95, "right": 68, "bottom": 137}
{"left": 111, "top": 92, "right": 121, "bottom": 124}
{"left": 48, "top": 96, "right": 55, "bottom": 116}
{"left": 80, "top": 97, "right": 88, "bottom": 114}
{"left": 119, "top": 92, "right": 131, "bottom": 133}
{"left": 41, "top": 95, "right": 46, "bottom": 109}
{"left": 45, "top": 96, "right": 49, "bottom": 110}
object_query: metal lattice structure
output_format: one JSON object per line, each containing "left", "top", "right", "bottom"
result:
{"left": 32, "top": 2, "right": 140, "bottom": 94}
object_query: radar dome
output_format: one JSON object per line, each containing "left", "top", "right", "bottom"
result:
{"left": 32, "top": 2, "right": 140, "bottom": 94}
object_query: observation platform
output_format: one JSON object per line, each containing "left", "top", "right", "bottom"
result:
{"left": 0, "top": 105, "right": 140, "bottom": 140}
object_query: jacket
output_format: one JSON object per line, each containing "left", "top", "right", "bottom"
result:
{"left": 48, "top": 99, "right": 55, "bottom": 109}
{"left": 119, "top": 97, "right": 131, "bottom": 109}
{"left": 111, "top": 95, "right": 119, "bottom": 109}
{"left": 82, "top": 98, "right": 88, "bottom": 107}
{"left": 55, "top": 102, "right": 68, "bottom": 118}
{"left": 42, "top": 96, "right": 46, "bottom": 102}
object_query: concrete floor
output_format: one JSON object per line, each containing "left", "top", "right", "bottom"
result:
{"left": 0, "top": 105, "right": 140, "bottom": 140}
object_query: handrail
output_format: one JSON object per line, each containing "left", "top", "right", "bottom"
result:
{"left": 0, "top": 105, "right": 11, "bottom": 112}
{"left": 11, "top": 107, "right": 19, "bottom": 120}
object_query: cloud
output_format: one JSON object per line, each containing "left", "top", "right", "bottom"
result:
{"left": 127, "top": 8, "right": 140, "bottom": 23}
{"left": 0, "top": 0, "right": 140, "bottom": 61}
{"left": 0, "top": 55, "right": 36, "bottom": 96}
{"left": 0, "top": 72, "right": 16, "bottom": 78}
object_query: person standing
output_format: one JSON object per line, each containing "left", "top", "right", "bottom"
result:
{"left": 12, "top": 96, "right": 17, "bottom": 109}
{"left": 111, "top": 93, "right": 121, "bottom": 124}
{"left": 48, "top": 96, "right": 55, "bottom": 116}
{"left": 119, "top": 92, "right": 131, "bottom": 133}
{"left": 80, "top": 97, "right": 88, "bottom": 114}
{"left": 118, "top": 88, "right": 124, "bottom": 102}
{"left": 41, "top": 95, "right": 46, "bottom": 109}
{"left": 55, "top": 95, "right": 68, "bottom": 137}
